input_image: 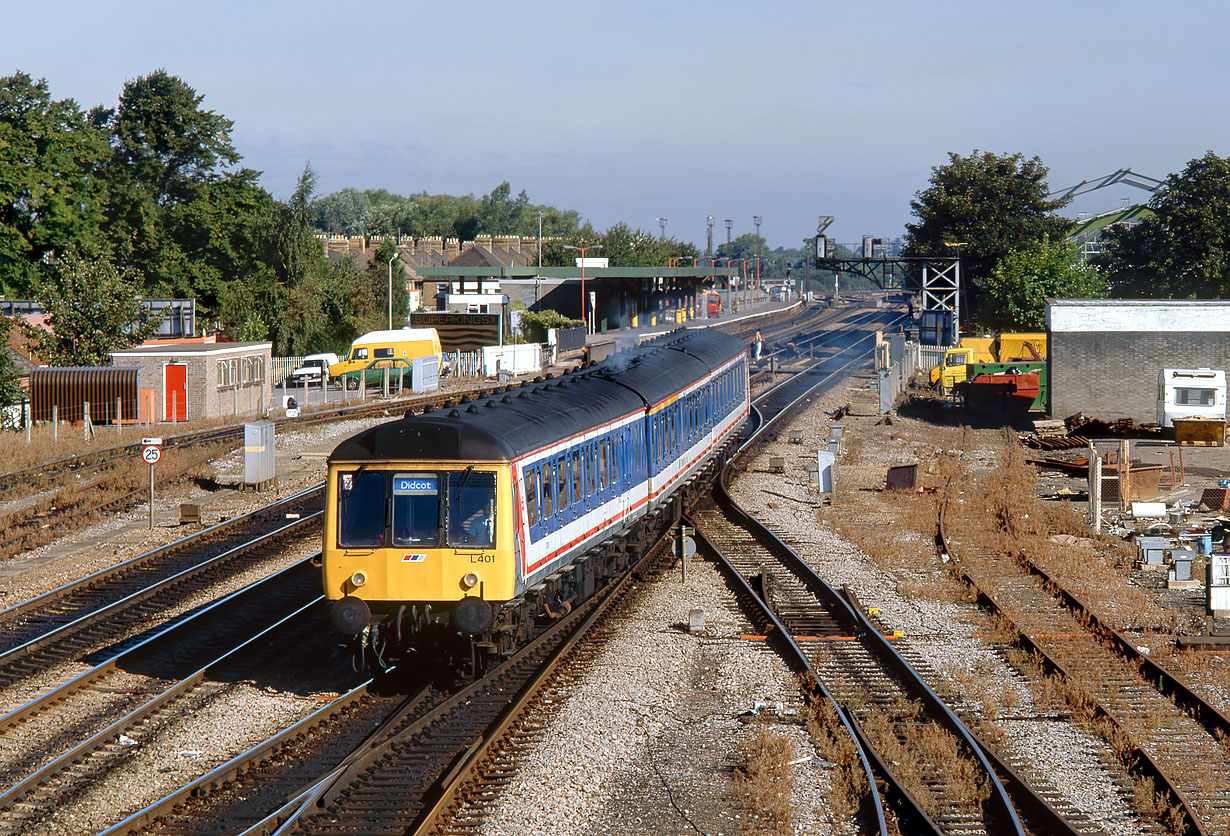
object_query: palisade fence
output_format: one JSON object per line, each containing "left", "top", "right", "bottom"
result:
{"left": 444, "top": 350, "right": 482, "bottom": 378}
{"left": 874, "top": 336, "right": 942, "bottom": 414}
{"left": 272, "top": 357, "right": 304, "bottom": 386}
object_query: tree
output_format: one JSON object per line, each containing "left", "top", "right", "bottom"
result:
{"left": 903, "top": 151, "right": 1071, "bottom": 317}
{"left": 23, "top": 249, "right": 160, "bottom": 366}
{"left": 1098, "top": 151, "right": 1230, "bottom": 298}
{"left": 97, "top": 70, "right": 245, "bottom": 294}
{"left": 0, "top": 73, "right": 110, "bottom": 295}
{"left": 980, "top": 238, "right": 1106, "bottom": 330}
{"left": 0, "top": 318, "right": 21, "bottom": 410}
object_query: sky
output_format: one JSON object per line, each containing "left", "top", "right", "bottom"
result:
{"left": 5, "top": 1, "right": 1227, "bottom": 251}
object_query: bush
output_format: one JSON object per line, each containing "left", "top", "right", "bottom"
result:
{"left": 518, "top": 309, "right": 581, "bottom": 343}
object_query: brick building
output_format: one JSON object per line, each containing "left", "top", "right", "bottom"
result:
{"left": 1047, "top": 299, "right": 1230, "bottom": 422}
{"left": 109, "top": 340, "right": 273, "bottom": 423}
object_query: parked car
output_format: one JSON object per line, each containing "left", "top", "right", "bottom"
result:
{"left": 286, "top": 352, "right": 340, "bottom": 387}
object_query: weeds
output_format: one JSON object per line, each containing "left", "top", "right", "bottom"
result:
{"left": 733, "top": 728, "right": 796, "bottom": 834}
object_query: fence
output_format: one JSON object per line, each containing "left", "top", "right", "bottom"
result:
{"left": 444, "top": 350, "right": 483, "bottom": 378}
{"left": 272, "top": 356, "right": 305, "bottom": 386}
{"left": 482, "top": 343, "right": 543, "bottom": 377}
{"left": 549, "top": 326, "right": 586, "bottom": 355}
{"left": 874, "top": 336, "right": 925, "bottom": 414}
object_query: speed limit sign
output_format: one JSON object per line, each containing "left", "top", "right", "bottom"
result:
{"left": 141, "top": 444, "right": 162, "bottom": 465}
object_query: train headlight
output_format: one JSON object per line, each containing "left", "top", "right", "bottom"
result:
{"left": 350, "top": 571, "right": 367, "bottom": 588}
{"left": 462, "top": 572, "right": 480, "bottom": 589}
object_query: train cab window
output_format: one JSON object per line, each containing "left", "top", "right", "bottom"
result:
{"left": 542, "top": 463, "right": 554, "bottom": 518}
{"left": 447, "top": 470, "right": 496, "bottom": 548}
{"left": 526, "top": 468, "right": 539, "bottom": 523}
{"left": 337, "top": 470, "right": 386, "bottom": 548}
{"left": 391, "top": 473, "right": 440, "bottom": 546}
{"left": 599, "top": 439, "right": 608, "bottom": 489}
{"left": 572, "top": 451, "right": 582, "bottom": 505}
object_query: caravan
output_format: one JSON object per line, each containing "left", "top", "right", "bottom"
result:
{"left": 1157, "top": 368, "right": 1226, "bottom": 427}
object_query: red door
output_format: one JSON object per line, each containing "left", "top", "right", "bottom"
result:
{"left": 165, "top": 364, "right": 187, "bottom": 421}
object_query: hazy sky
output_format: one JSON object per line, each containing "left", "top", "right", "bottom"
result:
{"left": 5, "top": 1, "right": 1226, "bottom": 250}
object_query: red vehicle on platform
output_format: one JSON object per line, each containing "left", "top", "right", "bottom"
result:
{"left": 703, "top": 290, "right": 722, "bottom": 317}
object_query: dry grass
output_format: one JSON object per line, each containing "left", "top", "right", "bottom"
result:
{"left": 0, "top": 445, "right": 216, "bottom": 554}
{"left": 803, "top": 688, "right": 866, "bottom": 824}
{"left": 733, "top": 727, "right": 797, "bottom": 834}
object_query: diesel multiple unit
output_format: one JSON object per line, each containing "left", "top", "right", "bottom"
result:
{"left": 323, "top": 328, "right": 750, "bottom": 667}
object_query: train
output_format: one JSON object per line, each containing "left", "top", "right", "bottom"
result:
{"left": 322, "top": 327, "right": 750, "bottom": 669}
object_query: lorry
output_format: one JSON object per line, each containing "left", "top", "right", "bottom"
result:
{"left": 329, "top": 328, "right": 443, "bottom": 390}
{"left": 929, "top": 332, "right": 1047, "bottom": 390}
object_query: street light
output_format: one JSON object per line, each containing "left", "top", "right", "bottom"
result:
{"left": 387, "top": 251, "right": 399, "bottom": 330}
{"left": 724, "top": 219, "right": 733, "bottom": 302}
{"left": 752, "top": 215, "right": 762, "bottom": 303}
{"left": 563, "top": 243, "right": 602, "bottom": 334}
{"left": 658, "top": 217, "right": 667, "bottom": 241}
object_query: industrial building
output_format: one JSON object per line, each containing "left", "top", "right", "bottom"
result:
{"left": 109, "top": 340, "right": 273, "bottom": 423}
{"left": 1047, "top": 299, "right": 1230, "bottom": 423}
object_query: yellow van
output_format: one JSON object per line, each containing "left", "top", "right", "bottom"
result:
{"left": 329, "top": 328, "right": 443, "bottom": 389}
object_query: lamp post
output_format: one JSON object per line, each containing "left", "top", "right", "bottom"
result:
{"left": 536, "top": 211, "right": 544, "bottom": 305}
{"left": 724, "top": 219, "right": 733, "bottom": 302}
{"left": 563, "top": 243, "right": 602, "bottom": 334}
{"left": 752, "top": 215, "right": 762, "bottom": 303}
{"left": 658, "top": 217, "right": 667, "bottom": 241}
{"left": 387, "top": 251, "right": 399, "bottom": 330}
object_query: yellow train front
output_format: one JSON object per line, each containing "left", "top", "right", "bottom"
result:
{"left": 323, "top": 416, "right": 526, "bottom": 668}
{"left": 322, "top": 328, "right": 750, "bottom": 670}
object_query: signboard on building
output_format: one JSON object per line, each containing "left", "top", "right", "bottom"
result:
{"left": 410, "top": 312, "right": 501, "bottom": 351}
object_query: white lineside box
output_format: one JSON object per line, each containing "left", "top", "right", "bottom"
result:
{"left": 244, "top": 421, "right": 275, "bottom": 487}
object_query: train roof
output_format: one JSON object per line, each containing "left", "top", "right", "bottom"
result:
{"left": 329, "top": 327, "right": 744, "bottom": 463}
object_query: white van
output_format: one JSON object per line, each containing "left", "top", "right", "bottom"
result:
{"left": 287, "top": 353, "right": 341, "bottom": 387}
{"left": 1157, "top": 368, "right": 1227, "bottom": 427}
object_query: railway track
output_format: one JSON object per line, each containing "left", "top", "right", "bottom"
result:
{"left": 941, "top": 431, "right": 1230, "bottom": 835}
{"left": 0, "top": 560, "right": 352, "bottom": 836}
{"left": 692, "top": 334, "right": 1039, "bottom": 836}
{"left": 0, "top": 487, "right": 322, "bottom": 699}
{"left": 263, "top": 526, "right": 678, "bottom": 836}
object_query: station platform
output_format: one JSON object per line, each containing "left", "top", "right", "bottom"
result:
{"left": 585, "top": 297, "right": 800, "bottom": 352}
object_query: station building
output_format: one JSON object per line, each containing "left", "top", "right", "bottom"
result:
{"left": 1047, "top": 299, "right": 1230, "bottom": 422}
{"left": 109, "top": 339, "right": 273, "bottom": 423}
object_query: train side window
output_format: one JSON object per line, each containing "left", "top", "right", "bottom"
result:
{"left": 599, "top": 439, "right": 608, "bottom": 489}
{"left": 572, "top": 451, "right": 582, "bottom": 505}
{"left": 392, "top": 472, "right": 440, "bottom": 547}
{"left": 526, "top": 467, "right": 539, "bottom": 523}
{"left": 542, "top": 463, "right": 554, "bottom": 518}
{"left": 337, "top": 470, "right": 385, "bottom": 547}
{"left": 557, "top": 456, "right": 568, "bottom": 509}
